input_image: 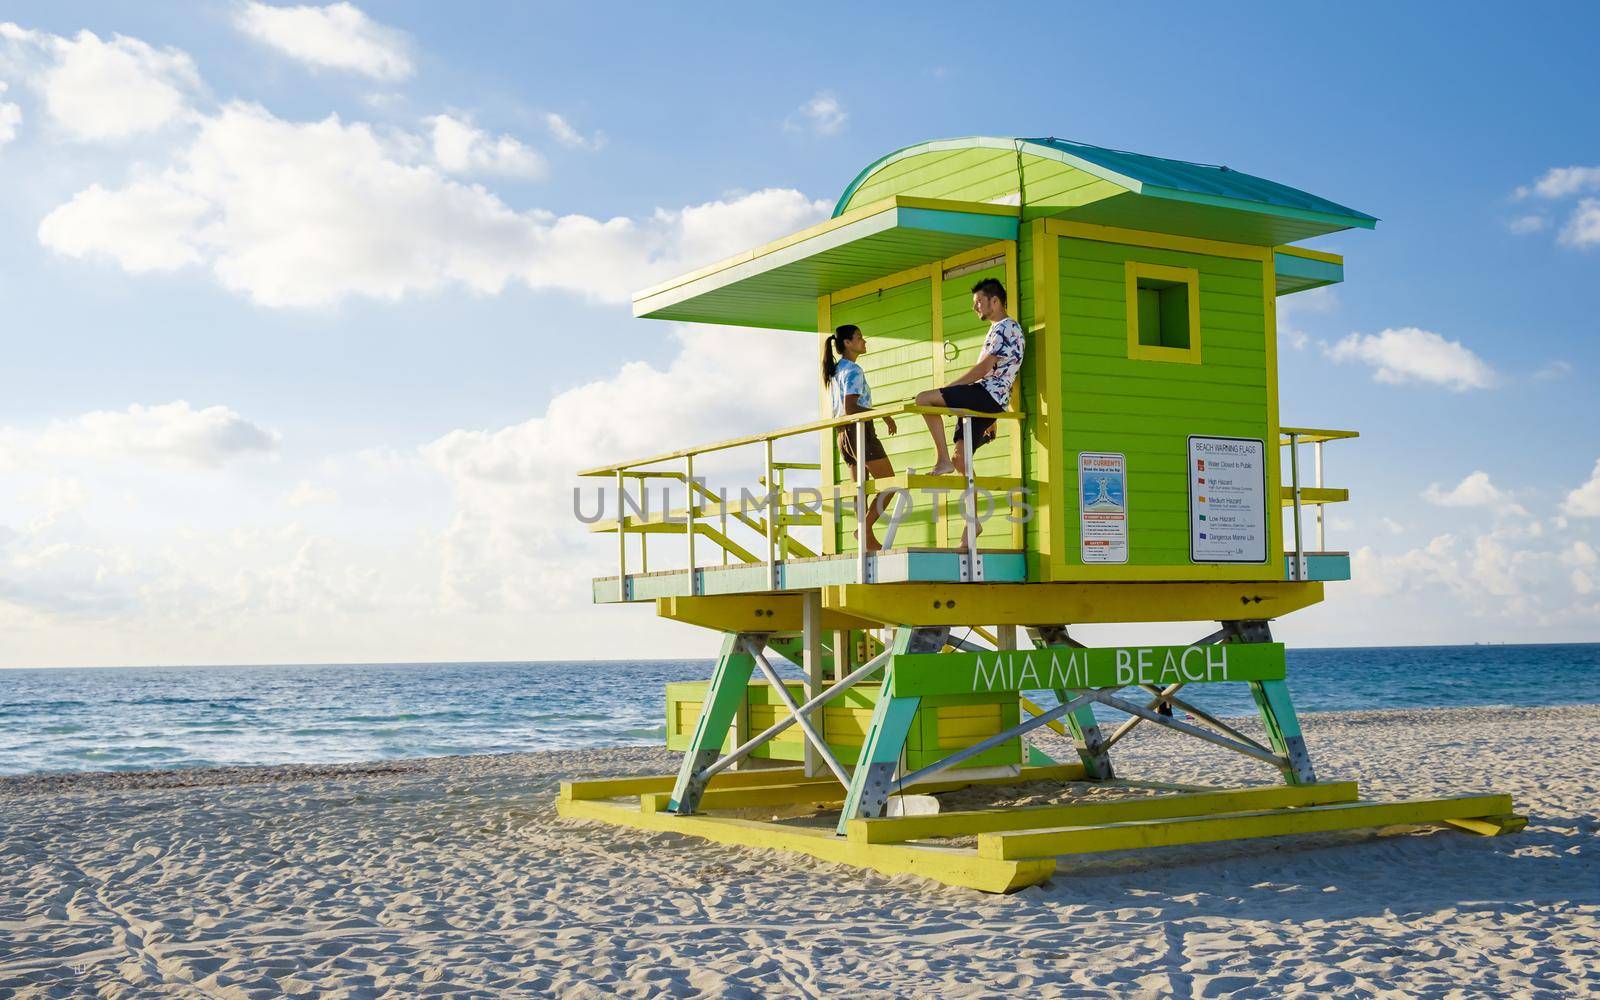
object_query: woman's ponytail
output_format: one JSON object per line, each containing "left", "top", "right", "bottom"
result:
{"left": 822, "top": 325, "right": 858, "bottom": 385}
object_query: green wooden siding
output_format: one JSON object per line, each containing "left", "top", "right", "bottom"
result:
{"left": 665, "top": 680, "right": 1021, "bottom": 769}
{"left": 846, "top": 147, "right": 1021, "bottom": 209}
{"left": 1017, "top": 226, "right": 1050, "bottom": 580}
{"left": 1057, "top": 237, "right": 1269, "bottom": 569}
{"left": 830, "top": 278, "right": 940, "bottom": 548}
{"left": 1019, "top": 156, "right": 1127, "bottom": 219}
{"left": 938, "top": 260, "right": 1018, "bottom": 547}
{"left": 826, "top": 259, "right": 1024, "bottom": 554}
{"left": 840, "top": 148, "right": 1128, "bottom": 226}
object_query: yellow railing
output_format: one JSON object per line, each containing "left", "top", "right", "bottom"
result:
{"left": 1279, "top": 426, "right": 1358, "bottom": 580}
{"left": 581, "top": 404, "right": 1026, "bottom": 595}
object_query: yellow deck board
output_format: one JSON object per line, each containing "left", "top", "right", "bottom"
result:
{"left": 636, "top": 762, "right": 1090, "bottom": 813}
{"left": 849, "top": 781, "right": 1360, "bottom": 844}
{"left": 558, "top": 797, "right": 1054, "bottom": 893}
{"left": 560, "top": 766, "right": 823, "bottom": 802}
{"left": 979, "top": 793, "right": 1516, "bottom": 860}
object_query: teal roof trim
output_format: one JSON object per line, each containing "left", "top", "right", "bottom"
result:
{"left": 833, "top": 136, "right": 1378, "bottom": 231}
{"left": 1024, "top": 137, "right": 1378, "bottom": 228}
{"left": 1274, "top": 251, "right": 1344, "bottom": 295}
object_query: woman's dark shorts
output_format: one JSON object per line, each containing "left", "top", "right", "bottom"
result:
{"left": 939, "top": 384, "right": 1004, "bottom": 450}
{"left": 838, "top": 422, "right": 889, "bottom": 470}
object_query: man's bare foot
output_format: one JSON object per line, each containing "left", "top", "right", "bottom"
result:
{"left": 927, "top": 461, "right": 956, "bottom": 476}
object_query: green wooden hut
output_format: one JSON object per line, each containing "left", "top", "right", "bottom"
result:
{"left": 559, "top": 137, "right": 1523, "bottom": 893}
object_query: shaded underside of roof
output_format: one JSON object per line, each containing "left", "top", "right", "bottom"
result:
{"left": 633, "top": 198, "right": 1017, "bottom": 331}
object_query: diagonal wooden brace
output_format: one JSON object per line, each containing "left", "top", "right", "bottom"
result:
{"left": 1029, "top": 625, "right": 1114, "bottom": 779}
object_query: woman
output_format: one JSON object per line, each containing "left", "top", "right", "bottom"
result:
{"left": 823, "top": 324, "right": 897, "bottom": 551}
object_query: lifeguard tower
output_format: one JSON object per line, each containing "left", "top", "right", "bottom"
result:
{"left": 557, "top": 137, "right": 1524, "bottom": 892}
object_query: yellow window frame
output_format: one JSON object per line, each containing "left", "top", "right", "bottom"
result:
{"left": 1124, "top": 261, "right": 1202, "bottom": 365}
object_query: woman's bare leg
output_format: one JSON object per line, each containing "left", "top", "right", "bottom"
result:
{"left": 861, "top": 457, "right": 897, "bottom": 550}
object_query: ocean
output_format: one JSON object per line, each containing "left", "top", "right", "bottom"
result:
{"left": 2, "top": 644, "right": 1597, "bottom": 776}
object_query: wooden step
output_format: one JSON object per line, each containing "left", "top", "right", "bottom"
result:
{"left": 978, "top": 793, "right": 1517, "bottom": 860}
{"left": 848, "top": 781, "right": 1359, "bottom": 844}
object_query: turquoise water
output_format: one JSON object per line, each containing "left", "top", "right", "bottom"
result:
{"left": 1, "top": 644, "right": 1596, "bottom": 775}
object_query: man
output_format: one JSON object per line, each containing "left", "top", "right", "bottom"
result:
{"left": 914, "top": 276, "right": 1024, "bottom": 548}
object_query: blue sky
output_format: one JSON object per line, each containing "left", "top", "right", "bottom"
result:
{"left": 0, "top": 2, "right": 1596, "bottom": 667}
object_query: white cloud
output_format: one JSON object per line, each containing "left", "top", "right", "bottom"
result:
{"left": 1422, "top": 471, "right": 1525, "bottom": 515}
{"left": 0, "top": 401, "right": 277, "bottom": 470}
{"left": 426, "top": 112, "right": 544, "bottom": 178}
{"left": 235, "top": 2, "right": 412, "bottom": 81}
{"left": 1533, "top": 359, "right": 1572, "bottom": 381}
{"left": 1516, "top": 166, "right": 1600, "bottom": 200}
{"left": 1563, "top": 459, "right": 1600, "bottom": 518}
{"left": 545, "top": 112, "right": 604, "bottom": 151}
{"left": 1324, "top": 327, "right": 1495, "bottom": 391}
{"left": 785, "top": 91, "right": 847, "bottom": 135}
{"left": 286, "top": 480, "right": 338, "bottom": 507}
{"left": 1558, "top": 198, "right": 1600, "bottom": 248}
{"left": 1275, "top": 285, "right": 1335, "bottom": 350}
{"left": 1348, "top": 517, "right": 1599, "bottom": 629}
{"left": 38, "top": 179, "right": 210, "bottom": 271}
{"left": 0, "top": 80, "right": 19, "bottom": 146}
{"left": 422, "top": 324, "right": 817, "bottom": 611}
{"left": 1510, "top": 168, "right": 1600, "bottom": 250}
{"left": 1561, "top": 540, "right": 1598, "bottom": 567}
{"left": 1507, "top": 214, "right": 1547, "bottom": 235}
{"left": 1, "top": 24, "right": 201, "bottom": 140}
{"left": 38, "top": 101, "right": 830, "bottom": 307}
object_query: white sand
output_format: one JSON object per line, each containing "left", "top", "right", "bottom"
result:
{"left": 2, "top": 704, "right": 1597, "bottom": 998}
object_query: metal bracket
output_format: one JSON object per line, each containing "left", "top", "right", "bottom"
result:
{"left": 958, "top": 551, "right": 985, "bottom": 583}
{"left": 1222, "top": 619, "right": 1274, "bottom": 644}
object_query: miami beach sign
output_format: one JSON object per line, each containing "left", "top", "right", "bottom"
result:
{"left": 888, "top": 643, "right": 1287, "bottom": 697}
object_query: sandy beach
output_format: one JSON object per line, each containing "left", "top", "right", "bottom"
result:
{"left": 2, "top": 703, "right": 1596, "bottom": 998}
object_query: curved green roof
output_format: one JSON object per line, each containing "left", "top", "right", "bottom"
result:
{"left": 833, "top": 136, "right": 1376, "bottom": 243}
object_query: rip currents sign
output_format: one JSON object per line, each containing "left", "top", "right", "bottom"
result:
{"left": 887, "top": 643, "right": 1287, "bottom": 697}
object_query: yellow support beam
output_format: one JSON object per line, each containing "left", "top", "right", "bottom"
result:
{"left": 566, "top": 762, "right": 1088, "bottom": 804}
{"left": 1274, "top": 245, "right": 1344, "bottom": 266}
{"left": 638, "top": 762, "right": 1092, "bottom": 813}
{"left": 823, "top": 581, "right": 1326, "bottom": 627}
{"left": 1444, "top": 813, "right": 1529, "bottom": 837}
{"left": 1280, "top": 486, "right": 1349, "bottom": 507}
{"left": 560, "top": 766, "right": 829, "bottom": 802}
{"left": 1019, "top": 695, "right": 1072, "bottom": 738}
{"left": 849, "top": 781, "right": 1359, "bottom": 844}
{"left": 656, "top": 594, "right": 877, "bottom": 634}
{"left": 579, "top": 403, "right": 1018, "bottom": 478}
{"left": 978, "top": 793, "right": 1518, "bottom": 860}
{"left": 557, "top": 797, "right": 1054, "bottom": 893}
{"left": 642, "top": 783, "right": 847, "bottom": 812}
{"left": 1279, "top": 427, "right": 1359, "bottom": 445}
{"left": 869, "top": 473, "right": 1025, "bottom": 494}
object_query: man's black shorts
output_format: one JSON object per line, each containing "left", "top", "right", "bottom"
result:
{"left": 939, "top": 383, "right": 1004, "bottom": 450}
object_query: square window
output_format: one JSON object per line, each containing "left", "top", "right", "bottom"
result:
{"left": 1125, "top": 262, "right": 1202, "bottom": 364}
